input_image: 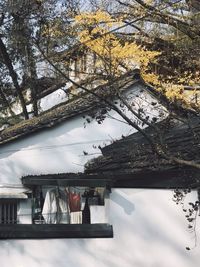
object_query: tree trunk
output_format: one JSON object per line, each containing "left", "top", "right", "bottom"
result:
{"left": 0, "top": 87, "right": 15, "bottom": 116}
{"left": 12, "top": 12, "right": 39, "bottom": 117}
{"left": 0, "top": 38, "right": 29, "bottom": 119}
{"left": 26, "top": 43, "right": 39, "bottom": 116}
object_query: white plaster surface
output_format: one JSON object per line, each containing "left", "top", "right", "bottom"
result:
{"left": 0, "top": 84, "right": 166, "bottom": 184}
{"left": 0, "top": 189, "right": 199, "bottom": 267}
{"left": 0, "top": 84, "right": 198, "bottom": 266}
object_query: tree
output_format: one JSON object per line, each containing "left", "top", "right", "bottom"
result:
{"left": 75, "top": 10, "right": 160, "bottom": 80}
{"left": 0, "top": 0, "right": 81, "bottom": 119}
{"left": 0, "top": 2, "right": 199, "bottom": 171}
{"left": 0, "top": 1, "right": 199, "bottom": 247}
{"left": 36, "top": 12, "right": 200, "bottom": 169}
{"left": 115, "top": 0, "right": 200, "bottom": 104}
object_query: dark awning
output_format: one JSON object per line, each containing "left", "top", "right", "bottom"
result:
{"left": 22, "top": 173, "right": 112, "bottom": 188}
{"left": 21, "top": 169, "right": 200, "bottom": 189}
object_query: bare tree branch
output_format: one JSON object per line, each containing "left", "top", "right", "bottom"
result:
{"left": 34, "top": 39, "right": 200, "bottom": 170}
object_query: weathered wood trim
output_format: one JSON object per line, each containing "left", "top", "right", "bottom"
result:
{"left": 22, "top": 168, "right": 200, "bottom": 189}
{"left": 22, "top": 175, "right": 112, "bottom": 188}
{"left": 0, "top": 72, "right": 139, "bottom": 146}
{"left": 112, "top": 169, "right": 200, "bottom": 189}
{"left": 0, "top": 223, "right": 113, "bottom": 239}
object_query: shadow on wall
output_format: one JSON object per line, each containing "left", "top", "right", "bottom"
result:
{"left": 109, "top": 189, "right": 199, "bottom": 267}
{"left": 0, "top": 115, "right": 89, "bottom": 159}
{"left": 0, "top": 83, "right": 159, "bottom": 160}
{"left": 0, "top": 108, "right": 135, "bottom": 183}
{"left": 111, "top": 190, "right": 135, "bottom": 215}
{"left": 0, "top": 238, "right": 114, "bottom": 267}
{"left": 0, "top": 190, "right": 199, "bottom": 267}
{"left": 0, "top": 157, "right": 43, "bottom": 184}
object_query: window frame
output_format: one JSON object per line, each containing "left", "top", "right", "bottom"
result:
{"left": 0, "top": 199, "right": 18, "bottom": 225}
{"left": 0, "top": 177, "right": 113, "bottom": 239}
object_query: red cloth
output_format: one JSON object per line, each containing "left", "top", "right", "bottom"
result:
{"left": 68, "top": 192, "right": 81, "bottom": 212}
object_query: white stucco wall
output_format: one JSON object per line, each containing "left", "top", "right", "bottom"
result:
{"left": 0, "top": 83, "right": 165, "bottom": 183}
{"left": 0, "top": 189, "right": 199, "bottom": 267}
{"left": 0, "top": 84, "right": 199, "bottom": 266}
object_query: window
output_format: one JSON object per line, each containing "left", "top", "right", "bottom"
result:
{"left": 32, "top": 186, "right": 106, "bottom": 225}
{"left": 0, "top": 200, "right": 17, "bottom": 224}
{"left": 26, "top": 185, "right": 113, "bottom": 239}
{"left": 0, "top": 177, "right": 113, "bottom": 239}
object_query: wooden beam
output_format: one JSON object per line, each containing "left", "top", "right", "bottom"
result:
{"left": 22, "top": 167, "right": 199, "bottom": 189}
{"left": 0, "top": 224, "right": 113, "bottom": 239}
{"left": 22, "top": 176, "right": 112, "bottom": 188}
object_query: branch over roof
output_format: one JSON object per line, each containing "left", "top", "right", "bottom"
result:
{"left": 85, "top": 116, "right": 200, "bottom": 176}
{"left": 0, "top": 71, "right": 139, "bottom": 146}
{"left": 0, "top": 70, "right": 198, "bottom": 146}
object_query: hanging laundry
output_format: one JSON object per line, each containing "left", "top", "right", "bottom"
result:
{"left": 82, "top": 196, "right": 90, "bottom": 224}
{"left": 68, "top": 188, "right": 81, "bottom": 212}
{"left": 33, "top": 187, "right": 45, "bottom": 223}
{"left": 90, "top": 206, "right": 107, "bottom": 224}
{"left": 70, "top": 211, "right": 82, "bottom": 224}
{"left": 42, "top": 188, "right": 70, "bottom": 224}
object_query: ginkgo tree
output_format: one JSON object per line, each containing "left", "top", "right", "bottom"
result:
{"left": 75, "top": 10, "right": 160, "bottom": 82}
{"left": 74, "top": 10, "right": 199, "bottom": 110}
{"left": 0, "top": 1, "right": 199, "bottom": 248}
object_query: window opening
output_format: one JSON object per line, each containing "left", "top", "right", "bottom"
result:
{"left": 32, "top": 186, "right": 107, "bottom": 225}
{"left": 0, "top": 184, "right": 113, "bottom": 239}
{"left": 0, "top": 200, "right": 18, "bottom": 224}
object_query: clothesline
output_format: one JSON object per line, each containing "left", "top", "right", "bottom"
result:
{"left": 11, "top": 211, "right": 82, "bottom": 217}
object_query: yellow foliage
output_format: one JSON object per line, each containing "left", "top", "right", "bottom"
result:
{"left": 164, "top": 84, "right": 184, "bottom": 100}
{"left": 141, "top": 71, "right": 160, "bottom": 85}
{"left": 158, "top": 75, "right": 200, "bottom": 110}
{"left": 75, "top": 10, "right": 116, "bottom": 26}
{"left": 144, "top": 0, "right": 153, "bottom": 4}
{"left": 75, "top": 11, "right": 160, "bottom": 77}
{"left": 74, "top": 11, "right": 199, "bottom": 110}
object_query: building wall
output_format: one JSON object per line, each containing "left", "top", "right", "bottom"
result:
{"left": 0, "top": 189, "right": 199, "bottom": 267}
{"left": 0, "top": 83, "right": 163, "bottom": 183}
{"left": 0, "top": 84, "right": 199, "bottom": 266}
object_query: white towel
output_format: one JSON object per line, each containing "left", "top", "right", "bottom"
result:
{"left": 42, "top": 189, "right": 70, "bottom": 224}
{"left": 90, "top": 206, "right": 107, "bottom": 224}
{"left": 70, "top": 211, "right": 82, "bottom": 224}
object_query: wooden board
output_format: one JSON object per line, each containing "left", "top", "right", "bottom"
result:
{"left": 0, "top": 223, "right": 113, "bottom": 239}
{"left": 22, "top": 168, "right": 199, "bottom": 189}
